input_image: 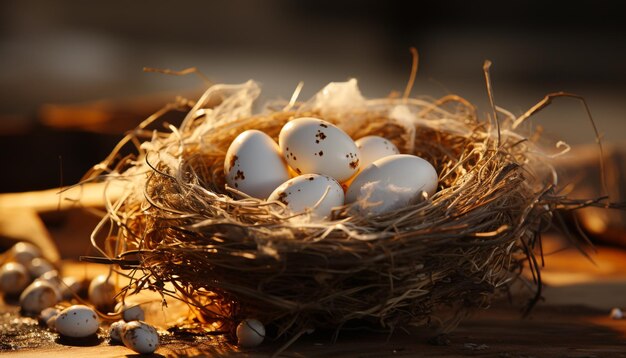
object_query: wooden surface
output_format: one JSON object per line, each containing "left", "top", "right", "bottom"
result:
{"left": 2, "top": 293, "right": 626, "bottom": 357}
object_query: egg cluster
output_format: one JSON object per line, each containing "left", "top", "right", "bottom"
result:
{"left": 225, "top": 117, "right": 438, "bottom": 218}
{"left": 0, "top": 241, "right": 268, "bottom": 351}
{"left": 0, "top": 241, "right": 161, "bottom": 355}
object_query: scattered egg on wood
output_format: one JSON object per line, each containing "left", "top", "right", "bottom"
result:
{"left": 279, "top": 117, "right": 361, "bottom": 182}
{"left": 37, "top": 269, "right": 61, "bottom": 284}
{"left": 224, "top": 129, "right": 291, "bottom": 199}
{"left": 122, "top": 321, "right": 159, "bottom": 354}
{"left": 39, "top": 307, "right": 59, "bottom": 325}
{"left": 55, "top": 305, "right": 100, "bottom": 338}
{"left": 0, "top": 262, "right": 30, "bottom": 295}
{"left": 115, "top": 302, "right": 145, "bottom": 322}
{"left": 9, "top": 242, "right": 42, "bottom": 266}
{"left": 88, "top": 274, "right": 116, "bottom": 309}
{"left": 354, "top": 135, "right": 400, "bottom": 169}
{"left": 109, "top": 320, "right": 126, "bottom": 342}
{"left": 236, "top": 318, "right": 265, "bottom": 348}
{"left": 268, "top": 174, "right": 344, "bottom": 219}
{"left": 346, "top": 154, "right": 438, "bottom": 216}
{"left": 19, "top": 280, "right": 59, "bottom": 315}
{"left": 27, "top": 257, "right": 56, "bottom": 278}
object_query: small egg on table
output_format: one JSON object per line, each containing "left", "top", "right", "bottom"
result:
{"left": 9, "top": 242, "right": 42, "bottom": 266}
{"left": 55, "top": 305, "right": 100, "bottom": 338}
{"left": 109, "top": 320, "right": 126, "bottom": 342}
{"left": 0, "top": 262, "right": 30, "bottom": 295}
{"left": 122, "top": 321, "right": 159, "bottom": 354}
{"left": 27, "top": 257, "right": 56, "bottom": 278}
{"left": 115, "top": 301, "right": 145, "bottom": 322}
{"left": 88, "top": 274, "right": 116, "bottom": 310}
{"left": 19, "top": 280, "right": 59, "bottom": 315}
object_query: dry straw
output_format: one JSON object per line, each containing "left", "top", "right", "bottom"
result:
{"left": 83, "top": 59, "right": 609, "bottom": 343}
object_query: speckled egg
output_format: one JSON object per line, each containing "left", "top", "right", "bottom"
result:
{"left": 88, "top": 274, "right": 116, "bottom": 310}
{"left": 279, "top": 117, "right": 360, "bottom": 182}
{"left": 0, "top": 262, "right": 30, "bottom": 295}
{"left": 19, "top": 280, "right": 59, "bottom": 314}
{"left": 122, "top": 321, "right": 159, "bottom": 354}
{"left": 346, "top": 154, "right": 438, "bottom": 216}
{"left": 354, "top": 135, "right": 399, "bottom": 168}
{"left": 224, "top": 129, "right": 291, "bottom": 199}
{"left": 115, "top": 302, "right": 145, "bottom": 322}
{"left": 109, "top": 320, "right": 126, "bottom": 342}
{"left": 55, "top": 305, "right": 100, "bottom": 338}
{"left": 268, "top": 174, "right": 344, "bottom": 219}
{"left": 236, "top": 318, "right": 265, "bottom": 348}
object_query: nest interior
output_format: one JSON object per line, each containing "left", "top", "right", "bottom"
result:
{"left": 90, "top": 80, "right": 558, "bottom": 339}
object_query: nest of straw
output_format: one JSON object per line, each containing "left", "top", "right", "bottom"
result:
{"left": 88, "top": 78, "right": 562, "bottom": 340}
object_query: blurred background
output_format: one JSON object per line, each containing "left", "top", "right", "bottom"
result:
{"left": 0, "top": 0, "right": 625, "bottom": 192}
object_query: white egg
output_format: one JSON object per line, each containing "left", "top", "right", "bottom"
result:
{"left": 279, "top": 117, "right": 360, "bottom": 182}
{"left": 355, "top": 136, "right": 400, "bottom": 168}
{"left": 37, "top": 269, "right": 61, "bottom": 284}
{"left": 10, "top": 242, "right": 41, "bottom": 266}
{"left": 27, "top": 257, "right": 55, "bottom": 278}
{"left": 109, "top": 320, "right": 126, "bottom": 342}
{"left": 236, "top": 318, "right": 265, "bottom": 348}
{"left": 346, "top": 154, "right": 438, "bottom": 215}
{"left": 39, "top": 307, "right": 59, "bottom": 325}
{"left": 55, "top": 305, "right": 100, "bottom": 338}
{"left": 88, "top": 274, "right": 116, "bottom": 309}
{"left": 0, "top": 262, "right": 30, "bottom": 295}
{"left": 268, "top": 174, "right": 344, "bottom": 219}
{"left": 610, "top": 308, "right": 623, "bottom": 320}
{"left": 225, "top": 129, "right": 290, "bottom": 199}
{"left": 115, "top": 302, "right": 145, "bottom": 322}
{"left": 122, "top": 321, "right": 159, "bottom": 354}
{"left": 19, "top": 280, "right": 59, "bottom": 315}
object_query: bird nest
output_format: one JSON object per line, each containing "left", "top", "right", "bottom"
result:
{"left": 86, "top": 75, "right": 579, "bottom": 341}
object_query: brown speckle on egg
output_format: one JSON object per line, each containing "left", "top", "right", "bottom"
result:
{"left": 235, "top": 170, "right": 245, "bottom": 181}
{"left": 307, "top": 176, "right": 314, "bottom": 181}
{"left": 349, "top": 159, "right": 360, "bottom": 169}
{"left": 320, "top": 123, "right": 328, "bottom": 128}
{"left": 277, "top": 192, "right": 289, "bottom": 205}
{"left": 295, "top": 168, "right": 302, "bottom": 174}
{"left": 229, "top": 155, "right": 239, "bottom": 171}
{"left": 315, "top": 130, "right": 327, "bottom": 142}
